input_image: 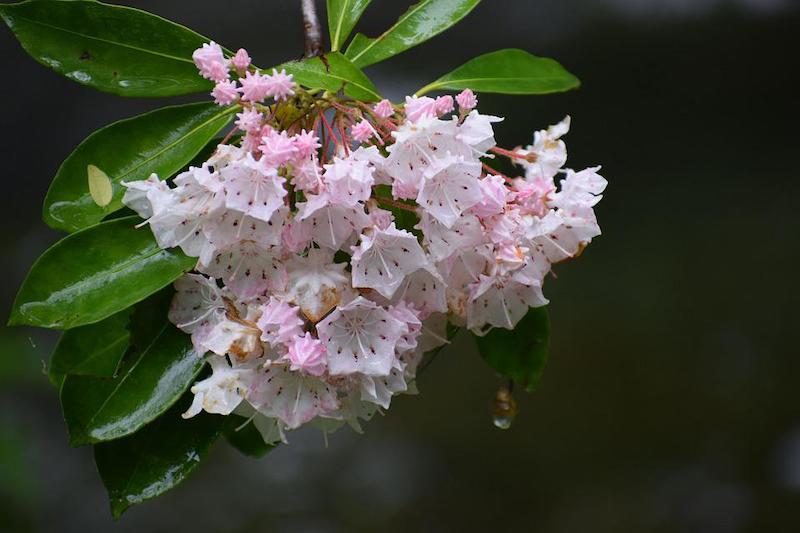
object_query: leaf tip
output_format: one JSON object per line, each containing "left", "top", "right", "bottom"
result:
{"left": 110, "top": 499, "right": 130, "bottom": 520}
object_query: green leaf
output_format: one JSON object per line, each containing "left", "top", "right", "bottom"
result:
{"left": 345, "top": 0, "right": 481, "bottom": 68}
{"left": 94, "top": 397, "right": 223, "bottom": 519}
{"left": 48, "top": 307, "right": 133, "bottom": 388}
{"left": 0, "top": 0, "right": 218, "bottom": 97}
{"left": 278, "top": 51, "right": 381, "bottom": 101}
{"left": 373, "top": 184, "right": 419, "bottom": 233}
{"left": 416, "top": 49, "right": 580, "bottom": 96}
{"left": 223, "top": 416, "right": 276, "bottom": 458}
{"left": 326, "top": 0, "right": 372, "bottom": 52}
{"left": 61, "top": 321, "right": 204, "bottom": 446}
{"left": 9, "top": 216, "right": 196, "bottom": 330}
{"left": 475, "top": 307, "right": 550, "bottom": 392}
{"left": 44, "top": 102, "right": 237, "bottom": 233}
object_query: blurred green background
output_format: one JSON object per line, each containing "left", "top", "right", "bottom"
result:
{"left": 1, "top": 0, "right": 799, "bottom": 531}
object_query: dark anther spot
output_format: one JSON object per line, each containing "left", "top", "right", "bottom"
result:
{"left": 79, "top": 50, "right": 92, "bottom": 61}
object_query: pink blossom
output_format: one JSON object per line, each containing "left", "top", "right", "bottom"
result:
{"left": 239, "top": 71, "right": 271, "bottom": 102}
{"left": 435, "top": 95, "right": 455, "bottom": 116}
{"left": 257, "top": 297, "right": 305, "bottom": 349}
{"left": 404, "top": 96, "right": 438, "bottom": 122}
{"left": 211, "top": 79, "right": 239, "bottom": 105}
{"left": 193, "top": 42, "right": 228, "bottom": 82}
{"left": 235, "top": 108, "right": 264, "bottom": 133}
{"left": 351, "top": 119, "right": 378, "bottom": 144}
{"left": 264, "top": 69, "right": 296, "bottom": 101}
{"left": 292, "top": 129, "right": 321, "bottom": 159}
{"left": 387, "top": 302, "right": 423, "bottom": 351}
{"left": 259, "top": 129, "right": 298, "bottom": 166}
{"left": 231, "top": 48, "right": 251, "bottom": 72}
{"left": 291, "top": 157, "right": 324, "bottom": 193}
{"left": 456, "top": 89, "right": 478, "bottom": 110}
{"left": 322, "top": 156, "right": 375, "bottom": 207}
{"left": 241, "top": 130, "right": 261, "bottom": 153}
{"left": 483, "top": 207, "right": 525, "bottom": 246}
{"left": 373, "top": 99, "right": 394, "bottom": 119}
{"left": 471, "top": 174, "right": 510, "bottom": 218}
{"left": 124, "top": 80, "right": 607, "bottom": 440}
{"left": 367, "top": 204, "right": 394, "bottom": 230}
{"left": 512, "top": 176, "right": 554, "bottom": 217}
{"left": 285, "top": 333, "right": 327, "bottom": 376}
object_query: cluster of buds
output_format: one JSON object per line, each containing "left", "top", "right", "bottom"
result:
{"left": 121, "top": 44, "right": 606, "bottom": 443}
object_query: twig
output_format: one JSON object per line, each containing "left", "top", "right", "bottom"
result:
{"left": 301, "top": 0, "right": 323, "bottom": 58}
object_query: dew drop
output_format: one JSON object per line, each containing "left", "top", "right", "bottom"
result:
{"left": 492, "top": 385, "right": 518, "bottom": 430}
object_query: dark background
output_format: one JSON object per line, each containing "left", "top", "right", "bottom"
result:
{"left": 1, "top": 1, "right": 799, "bottom": 531}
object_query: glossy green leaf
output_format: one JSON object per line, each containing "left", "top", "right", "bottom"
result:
{"left": 416, "top": 49, "right": 580, "bottom": 96}
{"left": 94, "top": 397, "right": 223, "bottom": 518}
{"left": 278, "top": 51, "right": 381, "bottom": 101}
{"left": 345, "top": 0, "right": 481, "bottom": 68}
{"left": 44, "top": 102, "right": 237, "bottom": 232}
{"left": 61, "top": 322, "right": 204, "bottom": 446}
{"left": 9, "top": 216, "right": 196, "bottom": 330}
{"left": 48, "top": 307, "right": 133, "bottom": 388}
{"left": 326, "top": 0, "right": 372, "bottom": 52}
{"left": 475, "top": 307, "right": 550, "bottom": 392}
{"left": 0, "top": 0, "right": 217, "bottom": 97}
{"left": 223, "top": 416, "right": 276, "bottom": 458}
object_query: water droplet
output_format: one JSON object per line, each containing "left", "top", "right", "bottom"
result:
{"left": 493, "top": 413, "right": 514, "bottom": 430}
{"left": 492, "top": 385, "right": 518, "bottom": 430}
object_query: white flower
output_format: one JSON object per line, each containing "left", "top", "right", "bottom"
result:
{"left": 417, "top": 154, "right": 483, "bottom": 228}
{"left": 221, "top": 153, "right": 287, "bottom": 222}
{"left": 198, "top": 241, "right": 285, "bottom": 300}
{"left": 296, "top": 192, "right": 370, "bottom": 251}
{"left": 121, "top": 173, "right": 170, "bottom": 219}
{"left": 249, "top": 364, "right": 339, "bottom": 429}
{"left": 183, "top": 356, "right": 253, "bottom": 418}
{"left": 317, "top": 297, "right": 405, "bottom": 376}
{"left": 283, "top": 248, "right": 350, "bottom": 323}
{"left": 457, "top": 110, "right": 502, "bottom": 154}
{"left": 518, "top": 115, "right": 570, "bottom": 181}
{"left": 384, "top": 117, "right": 470, "bottom": 199}
{"left": 351, "top": 223, "right": 429, "bottom": 299}
{"left": 466, "top": 262, "right": 548, "bottom": 334}
{"left": 417, "top": 211, "right": 484, "bottom": 262}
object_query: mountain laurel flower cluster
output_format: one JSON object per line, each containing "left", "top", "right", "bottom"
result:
{"left": 120, "top": 44, "right": 607, "bottom": 444}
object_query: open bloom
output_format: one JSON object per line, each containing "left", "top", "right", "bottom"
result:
{"left": 122, "top": 43, "right": 607, "bottom": 444}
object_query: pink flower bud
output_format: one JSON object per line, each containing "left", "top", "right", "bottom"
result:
{"left": 286, "top": 333, "right": 327, "bottom": 377}
{"left": 435, "top": 95, "right": 455, "bottom": 116}
{"left": 231, "top": 48, "right": 251, "bottom": 72}
{"left": 373, "top": 99, "right": 394, "bottom": 119}
{"left": 211, "top": 79, "right": 239, "bottom": 106}
{"left": 351, "top": 119, "right": 378, "bottom": 143}
{"left": 193, "top": 42, "right": 229, "bottom": 82}
{"left": 404, "top": 96, "right": 438, "bottom": 122}
{"left": 456, "top": 89, "right": 478, "bottom": 110}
